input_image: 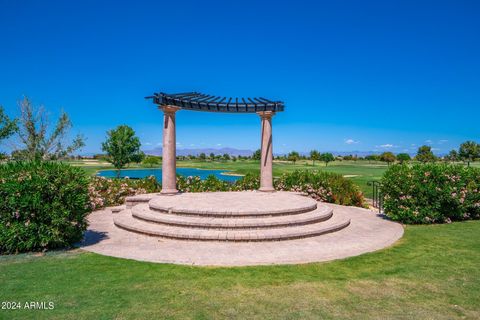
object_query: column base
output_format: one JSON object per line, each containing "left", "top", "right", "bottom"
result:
{"left": 258, "top": 187, "right": 275, "bottom": 192}
{"left": 161, "top": 189, "right": 179, "bottom": 195}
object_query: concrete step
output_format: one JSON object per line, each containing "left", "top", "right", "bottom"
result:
{"left": 113, "top": 209, "right": 350, "bottom": 242}
{"left": 148, "top": 191, "right": 318, "bottom": 217}
{"left": 131, "top": 204, "right": 333, "bottom": 229}
{"left": 125, "top": 193, "right": 160, "bottom": 209}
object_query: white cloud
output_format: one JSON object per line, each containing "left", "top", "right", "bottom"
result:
{"left": 144, "top": 142, "right": 152, "bottom": 146}
{"left": 438, "top": 139, "right": 448, "bottom": 144}
{"left": 378, "top": 144, "right": 395, "bottom": 148}
{"left": 344, "top": 139, "right": 359, "bottom": 145}
{"left": 425, "top": 139, "right": 433, "bottom": 144}
{"left": 189, "top": 144, "right": 195, "bottom": 147}
{"left": 216, "top": 143, "right": 222, "bottom": 146}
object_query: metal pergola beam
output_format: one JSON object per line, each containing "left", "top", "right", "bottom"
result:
{"left": 147, "top": 92, "right": 285, "bottom": 113}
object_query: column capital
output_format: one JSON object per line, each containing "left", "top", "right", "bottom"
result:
{"left": 159, "top": 105, "right": 181, "bottom": 114}
{"left": 257, "top": 111, "right": 275, "bottom": 119}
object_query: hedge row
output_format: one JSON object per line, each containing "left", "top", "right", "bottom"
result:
{"left": 381, "top": 163, "right": 480, "bottom": 224}
{"left": 89, "top": 170, "right": 366, "bottom": 210}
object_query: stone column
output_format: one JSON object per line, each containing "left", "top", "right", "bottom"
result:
{"left": 258, "top": 111, "right": 275, "bottom": 192}
{"left": 160, "top": 105, "right": 180, "bottom": 194}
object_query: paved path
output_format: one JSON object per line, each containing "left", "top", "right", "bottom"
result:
{"left": 80, "top": 203, "right": 404, "bottom": 267}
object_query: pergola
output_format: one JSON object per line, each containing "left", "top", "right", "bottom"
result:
{"left": 147, "top": 92, "right": 285, "bottom": 194}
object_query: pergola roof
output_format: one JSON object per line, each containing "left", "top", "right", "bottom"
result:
{"left": 147, "top": 92, "right": 284, "bottom": 113}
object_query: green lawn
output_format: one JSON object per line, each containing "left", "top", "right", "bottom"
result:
{"left": 1, "top": 221, "right": 479, "bottom": 319}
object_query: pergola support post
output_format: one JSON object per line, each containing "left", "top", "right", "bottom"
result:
{"left": 258, "top": 111, "right": 275, "bottom": 192}
{"left": 160, "top": 105, "right": 180, "bottom": 194}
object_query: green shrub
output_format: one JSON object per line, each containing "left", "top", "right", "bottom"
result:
{"left": 0, "top": 161, "right": 91, "bottom": 253}
{"left": 231, "top": 173, "right": 260, "bottom": 191}
{"left": 90, "top": 171, "right": 365, "bottom": 209}
{"left": 275, "top": 170, "right": 365, "bottom": 207}
{"left": 177, "top": 175, "right": 231, "bottom": 192}
{"left": 89, "top": 175, "right": 161, "bottom": 209}
{"left": 381, "top": 163, "right": 480, "bottom": 224}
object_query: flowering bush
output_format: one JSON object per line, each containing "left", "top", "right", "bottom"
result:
{"left": 275, "top": 170, "right": 365, "bottom": 207}
{"left": 0, "top": 161, "right": 91, "bottom": 253}
{"left": 232, "top": 173, "right": 260, "bottom": 191}
{"left": 89, "top": 175, "right": 160, "bottom": 210}
{"left": 89, "top": 171, "right": 366, "bottom": 209}
{"left": 381, "top": 163, "right": 480, "bottom": 224}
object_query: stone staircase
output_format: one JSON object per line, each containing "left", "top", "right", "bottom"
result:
{"left": 114, "top": 191, "right": 351, "bottom": 242}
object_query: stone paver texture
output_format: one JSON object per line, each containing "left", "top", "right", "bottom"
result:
{"left": 148, "top": 191, "right": 317, "bottom": 216}
{"left": 81, "top": 192, "right": 403, "bottom": 266}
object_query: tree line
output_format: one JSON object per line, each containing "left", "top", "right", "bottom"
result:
{"left": 2, "top": 97, "right": 478, "bottom": 171}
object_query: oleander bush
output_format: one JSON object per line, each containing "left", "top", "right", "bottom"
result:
{"left": 381, "top": 163, "right": 480, "bottom": 224}
{"left": 89, "top": 171, "right": 366, "bottom": 209}
{"left": 178, "top": 175, "right": 232, "bottom": 192}
{"left": 231, "top": 173, "right": 260, "bottom": 191}
{"left": 0, "top": 161, "right": 91, "bottom": 254}
{"left": 89, "top": 175, "right": 160, "bottom": 209}
{"left": 275, "top": 170, "right": 366, "bottom": 207}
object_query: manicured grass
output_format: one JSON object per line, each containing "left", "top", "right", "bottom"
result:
{"left": 1, "top": 221, "right": 479, "bottom": 319}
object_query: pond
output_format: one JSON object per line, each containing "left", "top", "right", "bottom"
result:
{"left": 96, "top": 168, "right": 242, "bottom": 183}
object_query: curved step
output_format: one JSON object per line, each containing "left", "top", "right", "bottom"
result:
{"left": 148, "top": 192, "right": 318, "bottom": 217}
{"left": 132, "top": 204, "right": 333, "bottom": 229}
{"left": 125, "top": 193, "right": 160, "bottom": 209}
{"left": 113, "top": 210, "right": 350, "bottom": 242}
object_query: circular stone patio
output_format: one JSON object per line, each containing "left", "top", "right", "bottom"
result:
{"left": 80, "top": 191, "right": 404, "bottom": 266}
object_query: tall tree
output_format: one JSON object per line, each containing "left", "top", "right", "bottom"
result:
{"left": 446, "top": 149, "right": 458, "bottom": 162}
{"left": 101, "top": 125, "right": 142, "bottom": 176}
{"left": 252, "top": 149, "right": 261, "bottom": 160}
{"left": 319, "top": 152, "right": 335, "bottom": 166}
{"left": 13, "top": 97, "right": 84, "bottom": 160}
{"left": 288, "top": 151, "right": 300, "bottom": 165}
{"left": 0, "top": 106, "right": 17, "bottom": 145}
{"left": 142, "top": 155, "right": 160, "bottom": 168}
{"left": 396, "top": 153, "right": 411, "bottom": 164}
{"left": 199, "top": 153, "right": 206, "bottom": 161}
{"left": 310, "top": 149, "right": 320, "bottom": 166}
{"left": 459, "top": 141, "right": 479, "bottom": 167}
{"left": 416, "top": 145, "right": 436, "bottom": 163}
{"left": 131, "top": 151, "right": 145, "bottom": 164}
{"left": 380, "top": 152, "right": 397, "bottom": 165}
{"left": 365, "top": 154, "right": 379, "bottom": 163}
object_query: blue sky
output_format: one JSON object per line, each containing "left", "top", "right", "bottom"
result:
{"left": 0, "top": 0, "right": 479, "bottom": 155}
